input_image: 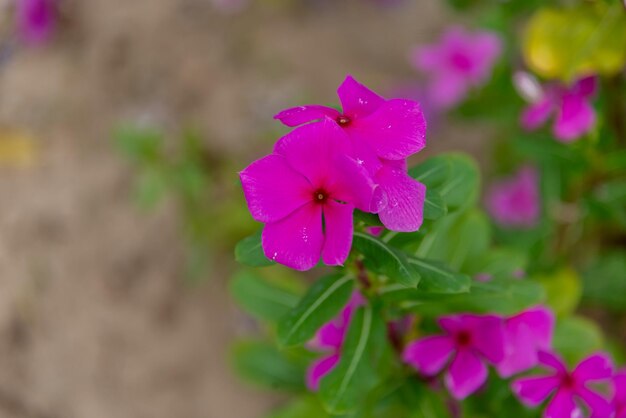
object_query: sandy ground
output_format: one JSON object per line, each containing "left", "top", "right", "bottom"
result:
{"left": 0, "top": 1, "right": 492, "bottom": 417}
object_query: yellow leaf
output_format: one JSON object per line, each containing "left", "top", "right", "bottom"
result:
{"left": 523, "top": 3, "right": 626, "bottom": 81}
{"left": 535, "top": 267, "right": 582, "bottom": 317}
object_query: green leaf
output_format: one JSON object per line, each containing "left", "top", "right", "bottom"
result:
{"left": 553, "top": 316, "right": 604, "bottom": 365}
{"left": 409, "top": 257, "right": 471, "bottom": 294}
{"left": 266, "top": 397, "right": 330, "bottom": 418}
{"left": 277, "top": 274, "right": 355, "bottom": 347}
{"left": 423, "top": 189, "right": 447, "bottom": 220}
{"left": 400, "top": 279, "right": 545, "bottom": 316}
{"left": 409, "top": 157, "right": 451, "bottom": 189}
{"left": 235, "top": 230, "right": 275, "bottom": 267}
{"left": 231, "top": 340, "right": 306, "bottom": 391}
{"left": 319, "top": 304, "right": 386, "bottom": 414}
{"left": 464, "top": 248, "right": 528, "bottom": 280}
{"left": 353, "top": 232, "right": 421, "bottom": 288}
{"left": 230, "top": 270, "right": 303, "bottom": 322}
{"left": 536, "top": 267, "right": 582, "bottom": 317}
{"left": 523, "top": 3, "right": 626, "bottom": 81}
{"left": 582, "top": 251, "right": 626, "bottom": 311}
{"left": 436, "top": 154, "right": 480, "bottom": 211}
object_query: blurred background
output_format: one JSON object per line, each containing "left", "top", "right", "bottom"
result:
{"left": 0, "top": 1, "right": 505, "bottom": 417}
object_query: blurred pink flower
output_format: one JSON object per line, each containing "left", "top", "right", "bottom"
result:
{"left": 239, "top": 119, "right": 381, "bottom": 271}
{"left": 306, "top": 292, "right": 366, "bottom": 390}
{"left": 512, "top": 351, "right": 614, "bottom": 418}
{"left": 275, "top": 75, "right": 427, "bottom": 232}
{"left": 614, "top": 370, "right": 626, "bottom": 418}
{"left": 496, "top": 307, "right": 555, "bottom": 378}
{"left": 16, "top": 0, "right": 56, "bottom": 45}
{"left": 486, "top": 166, "right": 540, "bottom": 228}
{"left": 521, "top": 76, "right": 597, "bottom": 142}
{"left": 403, "top": 314, "right": 505, "bottom": 400}
{"left": 410, "top": 27, "right": 502, "bottom": 110}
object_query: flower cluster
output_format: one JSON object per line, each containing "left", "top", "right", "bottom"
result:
{"left": 240, "top": 76, "right": 428, "bottom": 270}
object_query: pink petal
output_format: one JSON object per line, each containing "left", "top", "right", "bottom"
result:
{"left": 572, "top": 353, "right": 613, "bottom": 382}
{"left": 614, "top": 370, "right": 626, "bottom": 405}
{"left": 337, "top": 75, "right": 385, "bottom": 119}
{"left": 553, "top": 93, "right": 595, "bottom": 142}
{"left": 512, "top": 375, "right": 560, "bottom": 407}
{"left": 427, "top": 73, "right": 470, "bottom": 110}
{"left": 403, "top": 335, "right": 454, "bottom": 376}
{"left": 497, "top": 307, "right": 555, "bottom": 377}
{"left": 466, "top": 315, "right": 505, "bottom": 364}
{"left": 468, "top": 32, "right": 502, "bottom": 82}
{"left": 331, "top": 154, "right": 385, "bottom": 213}
{"left": 438, "top": 316, "right": 465, "bottom": 334}
{"left": 240, "top": 154, "right": 312, "bottom": 223}
{"left": 375, "top": 163, "right": 426, "bottom": 232}
{"left": 538, "top": 351, "right": 568, "bottom": 374}
{"left": 347, "top": 99, "right": 427, "bottom": 160}
{"left": 262, "top": 202, "right": 323, "bottom": 271}
{"left": 545, "top": 390, "right": 579, "bottom": 418}
{"left": 306, "top": 354, "right": 340, "bottom": 391}
{"left": 314, "top": 322, "right": 344, "bottom": 350}
{"left": 321, "top": 201, "right": 354, "bottom": 266}
{"left": 445, "top": 349, "right": 488, "bottom": 400}
{"left": 274, "top": 119, "right": 352, "bottom": 187}
{"left": 577, "top": 387, "right": 613, "bottom": 418}
{"left": 274, "top": 105, "right": 341, "bottom": 127}
{"left": 409, "top": 44, "right": 445, "bottom": 73}
{"left": 521, "top": 98, "right": 554, "bottom": 131}
{"left": 573, "top": 76, "right": 597, "bottom": 98}
{"left": 17, "top": 0, "right": 56, "bottom": 45}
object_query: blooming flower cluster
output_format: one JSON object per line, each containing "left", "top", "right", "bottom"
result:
{"left": 410, "top": 27, "right": 502, "bottom": 110}
{"left": 240, "top": 76, "right": 427, "bottom": 270}
{"left": 521, "top": 76, "right": 597, "bottom": 142}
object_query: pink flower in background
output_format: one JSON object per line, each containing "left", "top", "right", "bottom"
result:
{"left": 410, "top": 27, "right": 502, "bottom": 110}
{"left": 512, "top": 351, "right": 613, "bottom": 418}
{"left": 521, "top": 76, "right": 597, "bottom": 142}
{"left": 486, "top": 166, "right": 540, "bottom": 228}
{"left": 240, "top": 119, "right": 381, "bottom": 271}
{"left": 275, "top": 75, "right": 427, "bottom": 232}
{"left": 403, "top": 314, "right": 505, "bottom": 399}
{"left": 614, "top": 370, "right": 626, "bottom": 418}
{"left": 307, "top": 293, "right": 365, "bottom": 390}
{"left": 16, "top": 0, "right": 56, "bottom": 45}
{"left": 496, "top": 307, "right": 555, "bottom": 378}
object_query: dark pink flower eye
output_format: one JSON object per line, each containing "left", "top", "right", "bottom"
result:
{"left": 336, "top": 115, "right": 352, "bottom": 126}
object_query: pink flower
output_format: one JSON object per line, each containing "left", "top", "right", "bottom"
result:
{"left": 16, "top": 0, "right": 56, "bottom": 45}
{"left": 306, "top": 293, "right": 365, "bottom": 391}
{"left": 275, "top": 75, "right": 427, "bottom": 232}
{"left": 410, "top": 27, "right": 502, "bottom": 109}
{"left": 614, "top": 370, "right": 626, "bottom": 418}
{"left": 240, "top": 119, "right": 380, "bottom": 271}
{"left": 512, "top": 351, "right": 614, "bottom": 418}
{"left": 496, "top": 307, "right": 555, "bottom": 378}
{"left": 486, "top": 166, "right": 540, "bottom": 228}
{"left": 403, "top": 314, "right": 505, "bottom": 400}
{"left": 521, "top": 76, "right": 597, "bottom": 142}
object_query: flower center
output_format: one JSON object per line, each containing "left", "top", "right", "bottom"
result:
{"left": 561, "top": 374, "right": 576, "bottom": 390}
{"left": 336, "top": 115, "right": 351, "bottom": 126}
{"left": 450, "top": 52, "right": 473, "bottom": 72}
{"left": 314, "top": 189, "right": 329, "bottom": 204}
{"left": 455, "top": 330, "right": 472, "bottom": 347}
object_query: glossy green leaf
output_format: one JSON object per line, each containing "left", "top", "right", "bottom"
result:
{"left": 319, "top": 305, "right": 386, "bottom": 414}
{"left": 436, "top": 154, "right": 481, "bottom": 211}
{"left": 353, "top": 232, "right": 421, "bottom": 288}
{"left": 278, "top": 274, "right": 354, "bottom": 347}
{"left": 409, "top": 256, "right": 471, "bottom": 294}
{"left": 423, "top": 189, "right": 447, "bottom": 220}
{"left": 409, "top": 157, "right": 451, "bottom": 189}
{"left": 230, "top": 270, "right": 303, "bottom": 322}
{"left": 231, "top": 340, "right": 306, "bottom": 391}
{"left": 235, "top": 230, "right": 275, "bottom": 267}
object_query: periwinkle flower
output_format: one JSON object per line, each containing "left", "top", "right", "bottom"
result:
{"left": 486, "top": 166, "right": 540, "bottom": 229}
{"left": 403, "top": 314, "right": 505, "bottom": 399}
{"left": 275, "top": 75, "right": 427, "bottom": 232}
{"left": 496, "top": 306, "right": 555, "bottom": 378}
{"left": 410, "top": 27, "right": 502, "bottom": 110}
{"left": 239, "top": 119, "right": 381, "bottom": 271}
{"left": 521, "top": 76, "right": 597, "bottom": 142}
{"left": 16, "top": 0, "right": 56, "bottom": 45}
{"left": 306, "top": 293, "right": 365, "bottom": 390}
{"left": 512, "top": 351, "right": 614, "bottom": 418}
